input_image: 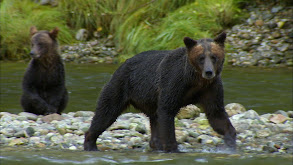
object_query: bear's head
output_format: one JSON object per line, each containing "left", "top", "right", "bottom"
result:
{"left": 29, "top": 26, "right": 59, "bottom": 59}
{"left": 184, "top": 32, "right": 226, "bottom": 80}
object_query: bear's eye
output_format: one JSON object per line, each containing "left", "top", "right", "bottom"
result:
{"left": 199, "top": 56, "right": 205, "bottom": 64}
{"left": 211, "top": 55, "right": 217, "bottom": 63}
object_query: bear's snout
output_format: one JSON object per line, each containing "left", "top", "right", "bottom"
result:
{"left": 29, "top": 50, "right": 35, "bottom": 56}
{"left": 202, "top": 69, "right": 215, "bottom": 79}
{"left": 29, "top": 50, "right": 40, "bottom": 58}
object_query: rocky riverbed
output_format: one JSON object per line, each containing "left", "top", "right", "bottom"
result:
{"left": 60, "top": 35, "right": 119, "bottom": 64}
{"left": 0, "top": 104, "right": 292, "bottom": 155}
{"left": 226, "top": 4, "right": 293, "bottom": 67}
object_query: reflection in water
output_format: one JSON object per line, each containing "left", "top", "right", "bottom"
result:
{"left": 0, "top": 147, "right": 292, "bottom": 165}
{"left": 0, "top": 62, "right": 292, "bottom": 114}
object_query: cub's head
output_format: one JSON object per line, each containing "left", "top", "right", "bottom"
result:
{"left": 29, "top": 26, "right": 59, "bottom": 59}
{"left": 184, "top": 32, "right": 226, "bottom": 79}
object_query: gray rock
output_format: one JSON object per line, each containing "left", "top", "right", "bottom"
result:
{"left": 109, "top": 122, "right": 130, "bottom": 131}
{"left": 25, "top": 127, "right": 35, "bottom": 137}
{"left": 14, "top": 130, "right": 26, "bottom": 138}
{"left": 271, "top": 6, "right": 283, "bottom": 13}
{"left": 134, "top": 123, "right": 147, "bottom": 134}
{"left": 256, "top": 129, "right": 271, "bottom": 138}
{"left": 42, "top": 114, "right": 64, "bottom": 123}
{"left": 197, "top": 135, "right": 214, "bottom": 144}
{"left": 176, "top": 130, "right": 189, "bottom": 143}
{"left": 128, "top": 137, "right": 143, "bottom": 147}
{"left": 0, "top": 128, "right": 15, "bottom": 137}
{"left": 50, "top": 135, "right": 64, "bottom": 144}
{"left": 19, "top": 112, "right": 38, "bottom": 121}
{"left": 287, "top": 111, "right": 293, "bottom": 118}
{"left": 177, "top": 104, "right": 201, "bottom": 119}
{"left": 74, "top": 111, "right": 94, "bottom": 117}
{"left": 263, "top": 145, "right": 278, "bottom": 153}
{"left": 80, "top": 123, "right": 90, "bottom": 133}
{"left": 242, "top": 110, "right": 260, "bottom": 120}
{"left": 39, "top": 0, "right": 51, "bottom": 5}
{"left": 225, "top": 103, "right": 246, "bottom": 117}
{"left": 274, "top": 110, "right": 288, "bottom": 117}
{"left": 75, "top": 29, "right": 88, "bottom": 41}
{"left": 16, "top": 116, "right": 28, "bottom": 121}
{"left": 29, "top": 137, "right": 41, "bottom": 144}
{"left": 188, "top": 131, "right": 199, "bottom": 138}
{"left": 277, "top": 43, "right": 289, "bottom": 52}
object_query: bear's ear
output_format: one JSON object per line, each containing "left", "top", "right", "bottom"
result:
{"left": 49, "top": 27, "right": 59, "bottom": 39}
{"left": 184, "top": 37, "right": 197, "bottom": 50}
{"left": 214, "top": 32, "right": 226, "bottom": 47}
{"left": 30, "top": 26, "right": 38, "bottom": 36}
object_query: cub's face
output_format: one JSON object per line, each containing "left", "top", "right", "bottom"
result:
{"left": 184, "top": 32, "right": 226, "bottom": 79}
{"left": 29, "top": 26, "right": 59, "bottom": 59}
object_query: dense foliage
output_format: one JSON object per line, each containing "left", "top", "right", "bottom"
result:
{"left": 0, "top": 0, "right": 244, "bottom": 60}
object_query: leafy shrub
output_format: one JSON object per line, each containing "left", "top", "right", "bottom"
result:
{"left": 116, "top": 0, "right": 241, "bottom": 60}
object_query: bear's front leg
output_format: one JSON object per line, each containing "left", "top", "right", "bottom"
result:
{"left": 157, "top": 113, "right": 179, "bottom": 152}
{"left": 200, "top": 80, "right": 236, "bottom": 151}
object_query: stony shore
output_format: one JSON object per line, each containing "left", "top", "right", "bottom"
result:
{"left": 0, "top": 104, "right": 292, "bottom": 155}
{"left": 60, "top": 35, "right": 119, "bottom": 64}
{"left": 225, "top": 4, "right": 292, "bottom": 67}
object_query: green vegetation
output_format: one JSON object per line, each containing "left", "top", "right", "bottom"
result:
{"left": 116, "top": 0, "right": 242, "bottom": 60}
{"left": 0, "top": 0, "right": 73, "bottom": 60}
{"left": 0, "top": 0, "right": 244, "bottom": 61}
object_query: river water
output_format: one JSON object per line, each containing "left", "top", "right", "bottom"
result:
{"left": 0, "top": 62, "right": 292, "bottom": 164}
{"left": 0, "top": 146, "right": 292, "bottom": 165}
{"left": 1, "top": 62, "right": 292, "bottom": 114}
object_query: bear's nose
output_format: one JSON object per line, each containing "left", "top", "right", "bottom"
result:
{"left": 205, "top": 71, "right": 213, "bottom": 76}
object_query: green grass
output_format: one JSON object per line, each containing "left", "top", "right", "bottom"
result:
{"left": 0, "top": 0, "right": 73, "bottom": 60}
{"left": 0, "top": 0, "right": 244, "bottom": 60}
{"left": 116, "top": 0, "right": 242, "bottom": 61}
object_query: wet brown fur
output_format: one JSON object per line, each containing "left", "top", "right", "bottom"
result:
{"left": 21, "top": 26, "right": 68, "bottom": 115}
{"left": 84, "top": 32, "right": 236, "bottom": 152}
{"left": 30, "top": 27, "right": 60, "bottom": 69}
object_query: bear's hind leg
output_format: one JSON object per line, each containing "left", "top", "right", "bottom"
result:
{"left": 84, "top": 96, "right": 129, "bottom": 151}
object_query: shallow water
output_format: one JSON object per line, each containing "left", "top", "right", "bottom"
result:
{"left": 0, "top": 147, "right": 292, "bottom": 165}
{"left": 0, "top": 62, "right": 292, "bottom": 114}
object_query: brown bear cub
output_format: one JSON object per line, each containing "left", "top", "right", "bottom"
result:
{"left": 84, "top": 32, "right": 236, "bottom": 152}
{"left": 21, "top": 26, "right": 68, "bottom": 115}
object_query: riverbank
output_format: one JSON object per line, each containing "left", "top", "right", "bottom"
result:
{"left": 226, "top": 3, "right": 293, "bottom": 67}
{"left": 58, "top": 2, "right": 293, "bottom": 68}
{"left": 1, "top": 104, "right": 292, "bottom": 155}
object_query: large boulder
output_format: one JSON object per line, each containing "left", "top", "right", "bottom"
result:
{"left": 177, "top": 104, "right": 201, "bottom": 119}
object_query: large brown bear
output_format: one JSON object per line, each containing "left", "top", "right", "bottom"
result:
{"left": 21, "top": 26, "right": 68, "bottom": 115}
{"left": 84, "top": 32, "right": 236, "bottom": 152}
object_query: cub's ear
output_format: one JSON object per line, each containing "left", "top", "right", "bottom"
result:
{"left": 49, "top": 27, "right": 60, "bottom": 39}
{"left": 184, "top": 37, "right": 197, "bottom": 50}
{"left": 214, "top": 32, "right": 226, "bottom": 47}
{"left": 30, "top": 26, "right": 38, "bottom": 36}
